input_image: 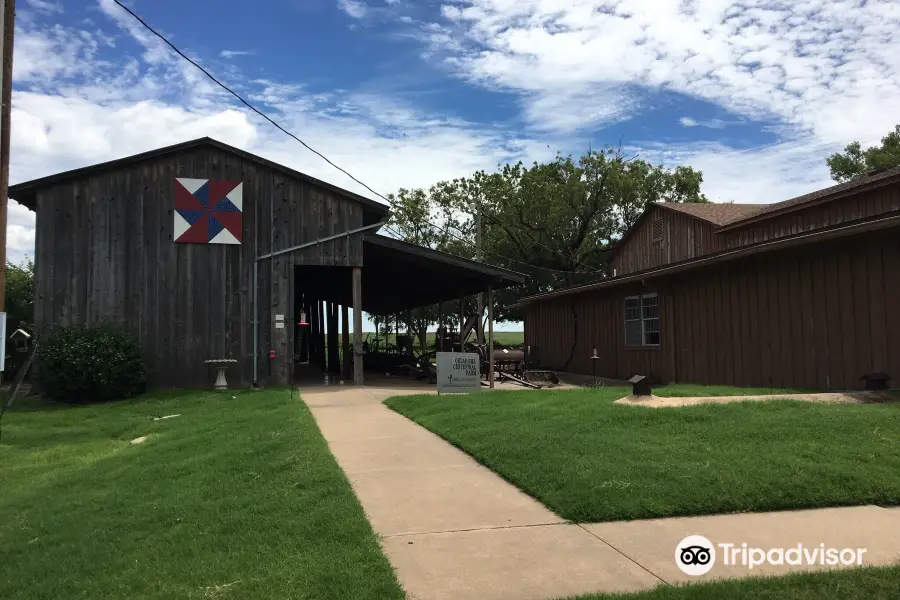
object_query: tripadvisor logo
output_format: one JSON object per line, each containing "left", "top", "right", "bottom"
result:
{"left": 675, "top": 535, "right": 868, "bottom": 576}
{"left": 675, "top": 535, "right": 716, "bottom": 576}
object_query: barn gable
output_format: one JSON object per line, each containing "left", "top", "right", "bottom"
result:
{"left": 11, "top": 139, "right": 388, "bottom": 388}
{"left": 606, "top": 203, "right": 760, "bottom": 276}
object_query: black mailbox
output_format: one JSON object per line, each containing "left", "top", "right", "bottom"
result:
{"left": 629, "top": 374, "right": 652, "bottom": 397}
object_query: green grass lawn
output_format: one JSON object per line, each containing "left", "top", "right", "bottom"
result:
{"left": 566, "top": 565, "right": 900, "bottom": 600}
{"left": 0, "top": 390, "right": 404, "bottom": 600}
{"left": 651, "top": 384, "right": 819, "bottom": 397}
{"left": 385, "top": 385, "right": 900, "bottom": 522}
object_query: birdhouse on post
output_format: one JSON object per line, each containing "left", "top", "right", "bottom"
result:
{"left": 10, "top": 328, "right": 31, "bottom": 354}
{"left": 628, "top": 374, "right": 651, "bottom": 397}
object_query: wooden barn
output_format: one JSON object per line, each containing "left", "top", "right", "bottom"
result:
{"left": 10, "top": 138, "right": 525, "bottom": 389}
{"left": 516, "top": 166, "right": 900, "bottom": 390}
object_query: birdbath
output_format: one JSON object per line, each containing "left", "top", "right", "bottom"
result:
{"left": 205, "top": 359, "right": 238, "bottom": 390}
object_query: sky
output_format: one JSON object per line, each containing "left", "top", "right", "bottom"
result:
{"left": 8, "top": 0, "right": 900, "bottom": 332}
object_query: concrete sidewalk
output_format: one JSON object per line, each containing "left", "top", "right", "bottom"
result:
{"left": 302, "top": 385, "right": 900, "bottom": 600}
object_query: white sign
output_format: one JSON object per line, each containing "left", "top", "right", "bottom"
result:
{"left": 275, "top": 322, "right": 285, "bottom": 329}
{"left": 436, "top": 352, "right": 481, "bottom": 394}
{"left": 275, "top": 314, "right": 284, "bottom": 321}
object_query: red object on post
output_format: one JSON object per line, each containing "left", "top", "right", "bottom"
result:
{"left": 298, "top": 310, "right": 309, "bottom": 326}
{"left": 268, "top": 349, "right": 276, "bottom": 359}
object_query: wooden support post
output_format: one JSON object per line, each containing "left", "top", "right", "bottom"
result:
{"left": 342, "top": 304, "right": 350, "bottom": 380}
{"left": 477, "top": 293, "right": 484, "bottom": 345}
{"left": 323, "top": 301, "right": 330, "bottom": 373}
{"left": 313, "top": 300, "right": 322, "bottom": 368}
{"left": 318, "top": 300, "right": 326, "bottom": 370}
{"left": 327, "top": 302, "right": 339, "bottom": 375}
{"left": 437, "top": 302, "right": 443, "bottom": 351}
{"left": 488, "top": 285, "right": 494, "bottom": 388}
{"left": 459, "top": 297, "right": 465, "bottom": 351}
{"left": 352, "top": 267, "right": 363, "bottom": 385}
{"left": 308, "top": 299, "right": 317, "bottom": 365}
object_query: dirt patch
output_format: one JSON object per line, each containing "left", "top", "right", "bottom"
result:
{"left": 615, "top": 391, "right": 899, "bottom": 408}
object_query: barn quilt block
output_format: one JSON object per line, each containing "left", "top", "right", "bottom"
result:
{"left": 174, "top": 178, "right": 243, "bottom": 244}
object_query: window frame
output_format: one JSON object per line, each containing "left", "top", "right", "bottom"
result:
{"left": 624, "top": 293, "right": 661, "bottom": 348}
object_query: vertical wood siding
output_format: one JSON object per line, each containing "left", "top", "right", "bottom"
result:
{"left": 525, "top": 230, "right": 900, "bottom": 390}
{"left": 721, "top": 186, "right": 900, "bottom": 249}
{"left": 33, "top": 146, "right": 366, "bottom": 388}
{"left": 609, "top": 207, "right": 724, "bottom": 276}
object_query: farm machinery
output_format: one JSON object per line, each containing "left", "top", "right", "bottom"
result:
{"left": 362, "top": 314, "right": 557, "bottom": 388}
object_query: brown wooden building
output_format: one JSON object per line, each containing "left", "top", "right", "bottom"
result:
{"left": 10, "top": 138, "right": 525, "bottom": 388}
{"left": 516, "top": 167, "right": 900, "bottom": 390}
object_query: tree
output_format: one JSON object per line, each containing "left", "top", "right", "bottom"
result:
{"left": 827, "top": 125, "right": 900, "bottom": 183}
{"left": 444, "top": 148, "right": 708, "bottom": 320}
{"left": 385, "top": 147, "right": 709, "bottom": 328}
{"left": 5, "top": 259, "right": 34, "bottom": 332}
{"left": 383, "top": 187, "right": 472, "bottom": 352}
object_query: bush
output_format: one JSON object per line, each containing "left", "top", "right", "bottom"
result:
{"left": 37, "top": 323, "right": 148, "bottom": 403}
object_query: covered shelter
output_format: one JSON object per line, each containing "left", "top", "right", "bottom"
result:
{"left": 294, "top": 234, "right": 526, "bottom": 386}
{"left": 10, "top": 137, "right": 526, "bottom": 389}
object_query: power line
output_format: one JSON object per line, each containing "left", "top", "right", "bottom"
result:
{"left": 111, "top": 0, "right": 389, "bottom": 204}
{"left": 110, "top": 0, "right": 605, "bottom": 277}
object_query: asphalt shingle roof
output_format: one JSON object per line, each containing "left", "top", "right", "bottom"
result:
{"left": 657, "top": 202, "right": 767, "bottom": 226}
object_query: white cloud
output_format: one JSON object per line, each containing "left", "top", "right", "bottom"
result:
{"left": 220, "top": 49, "right": 255, "bottom": 59}
{"left": 417, "top": 0, "right": 900, "bottom": 203}
{"left": 24, "top": 0, "right": 63, "bottom": 14}
{"left": 10, "top": 0, "right": 899, "bottom": 268}
{"left": 432, "top": 0, "right": 900, "bottom": 141}
{"left": 635, "top": 136, "right": 836, "bottom": 204}
{"left": 337, "top": 0, "right": 369, "bottom": 19}
{"left": 8, "top": 4, "right": 559, "bottom": 259}
{"left": 427, "top": 1, "right": 900, "bottom": 140}
{"left": 679, "top": 116, "right": 731, "bottom": 129}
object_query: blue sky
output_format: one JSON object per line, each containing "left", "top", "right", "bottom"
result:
{"left": 8, "top": 0, "right": 900, "bottom": 331}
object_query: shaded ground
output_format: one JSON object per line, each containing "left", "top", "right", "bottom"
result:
{"left": 0, "top": 390, "right": 404, "bottom": 600}
{"left": 385, "top": 385, "right": 900, "bottom": 522}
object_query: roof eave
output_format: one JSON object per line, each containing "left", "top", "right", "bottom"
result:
{"left": 517, "top": 210, "right": 900, "bottom": 305}
{"left": 363, "top": 233, "right": 528, "bottom": 286}
{"left": 8, "top": 137, "right": 392, "bottom": 218}
{"left": 716, "top": 172, "right": 900, "bottom": 232}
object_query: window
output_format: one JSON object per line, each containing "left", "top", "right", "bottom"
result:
{"left": 651, "top": 218, "right": 664, "bottom": 243}
{"left": 624, "top": 293, "right": 660, "bottom": 347}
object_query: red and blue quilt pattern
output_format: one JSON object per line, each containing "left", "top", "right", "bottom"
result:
{"left": 174, "top": 178, "right": 243, "bottom": 244}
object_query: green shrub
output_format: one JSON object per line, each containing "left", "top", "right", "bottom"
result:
{"left": 37, "top": 323, "right": 147, "bottom": 403}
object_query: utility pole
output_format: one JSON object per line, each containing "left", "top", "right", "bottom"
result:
{"left": 0, "top": 0, "right": 14, "bottom": 380}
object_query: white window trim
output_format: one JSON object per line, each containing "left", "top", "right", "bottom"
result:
{"left": 624, "top": 293, "right": 660, "bottom": 347}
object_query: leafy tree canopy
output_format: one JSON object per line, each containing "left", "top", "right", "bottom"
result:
{"left": 827, "top": 125, "right": 900, "bottom": 183}
{"left": 5, "top": 259, "right": 34, "bottom": 332}
{"left": 383, "top": 147, "right": 708, "bottom": 332}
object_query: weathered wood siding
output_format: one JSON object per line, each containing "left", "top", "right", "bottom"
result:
{"left": 523, "top": 283, "right": 674, "bottom": 383}
{"left": 33, "top": 145, "right": 366, "bottom": 388}
{"left": 721, "top": 184, "right": 900, "bottom": 249}
{"left": 525, "top": 229, "right": 900, "bottom": 390}
{"left": 609, "top": 206, "right": 723, "bottom": 276}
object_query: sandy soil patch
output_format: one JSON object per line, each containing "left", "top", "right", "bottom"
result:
{"left": 615, "top": 391, "right": 898, "bottom": 408}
